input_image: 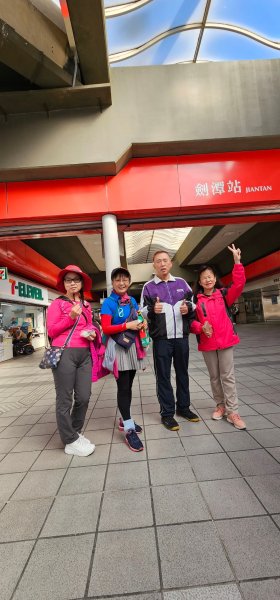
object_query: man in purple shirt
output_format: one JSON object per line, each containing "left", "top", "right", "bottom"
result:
{"left": 140, "top": 251, "right": 199, "bottom": 431}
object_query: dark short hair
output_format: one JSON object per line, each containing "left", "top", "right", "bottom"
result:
{"left": 111, "top": 267, "right": 131, "bottom": 281}
{"left": 152, "top": 250, "right": 171, "bottom": 261}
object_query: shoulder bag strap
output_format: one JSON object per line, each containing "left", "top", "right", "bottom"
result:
{"left": 61, "top": 313, "right": 81, "bottom": 349}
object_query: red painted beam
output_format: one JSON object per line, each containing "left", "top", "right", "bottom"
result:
{"left": 0, "top": 240, "right": 95, "bottom": 300}
{"left": 222, "top": 250, "right": 280, "bottom": 286}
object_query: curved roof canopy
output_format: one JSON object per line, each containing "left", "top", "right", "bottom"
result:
{"left": 103, "top": 0, "right": 280, "bottom": 65}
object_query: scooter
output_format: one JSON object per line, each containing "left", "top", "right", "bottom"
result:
{"left": 13, "top": 333, "right": 35, "bottom": 356}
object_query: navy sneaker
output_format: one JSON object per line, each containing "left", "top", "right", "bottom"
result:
{"left": 119, "top": 418, "right": 142, "bottom": 434}
{"left": 125, "top": 430, "right": 144, "bottom": 452}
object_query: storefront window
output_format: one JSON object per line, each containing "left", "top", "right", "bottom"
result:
{"left": 0, "top": 302, "right": 45, "bottom": 335}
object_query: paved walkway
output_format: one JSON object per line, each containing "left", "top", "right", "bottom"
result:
{"left": 0, "top": 323, "right": 280, "bottom": 600}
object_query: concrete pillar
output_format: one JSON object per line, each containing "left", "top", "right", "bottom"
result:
{"left": 102, "top": 214, "right": 121, "bottom": 295}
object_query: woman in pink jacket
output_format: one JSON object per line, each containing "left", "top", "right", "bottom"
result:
{"left": 47, "top": 265, "right": 99, "bottom": 457}
{"left": 190, "top": 245, "right": 246, "bottom": 430}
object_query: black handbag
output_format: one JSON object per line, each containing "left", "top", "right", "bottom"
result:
{"left": 39, "top": 315, "right": 80, "bottom": 369}
{"left": 111, "top": 299, "right": 138, "bottom": 350}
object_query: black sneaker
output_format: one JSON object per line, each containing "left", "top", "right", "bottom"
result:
{"left": 119, "top": 418, "right": 142, "bottom": 434}
{"left": 161, "top": 416, "right": 180, "bottom": 431}
{"left": 125, "top": 430, "right": 144, "bottom": 452}
{"left": 176, "top": 408, "right": 200, "bottom": 422}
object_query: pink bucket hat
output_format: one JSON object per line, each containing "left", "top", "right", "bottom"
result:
{"left": 56, "top": 265, "right": 92, "bottom": 293}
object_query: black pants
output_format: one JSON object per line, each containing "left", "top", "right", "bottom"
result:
{"left": 153, "top": 338, "right": 190, "bottom": 417}
{"left": 116, "top": 370, "right": 136, "bottom": 421}
{"left": 52, "top": 347, "right": 92, "bottom": 445}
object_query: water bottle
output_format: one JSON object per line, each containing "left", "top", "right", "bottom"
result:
{"left": 137, "top": 312, "right": 150, "bottom": 348}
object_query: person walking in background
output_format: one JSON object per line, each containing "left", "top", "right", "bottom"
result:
{"left": 190, "top": 244, "right": 246, "bottom": 430}
{"left": 100, "top": 267, "right": 147, "bottom": 452}
{"left": 140, "top": 251, "right": 199, "bottom": 431}
{"left": 47, "top": 265, "right": 99, "bottom": 456}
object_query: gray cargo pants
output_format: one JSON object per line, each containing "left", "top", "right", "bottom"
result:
{"left": 52, "top": 347, "right": 92, "bottom": 445}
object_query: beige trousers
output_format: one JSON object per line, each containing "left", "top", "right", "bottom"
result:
{"left": 202, "top": 347, "right": 239, "bottom": 414}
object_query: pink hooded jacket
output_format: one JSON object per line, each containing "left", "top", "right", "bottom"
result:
{"left": 190, "top": 264, "right": 246, "bottom": 352}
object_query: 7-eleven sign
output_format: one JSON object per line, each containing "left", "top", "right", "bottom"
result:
{"left": 0, "top": 268, "right": 8, "bottom": 280}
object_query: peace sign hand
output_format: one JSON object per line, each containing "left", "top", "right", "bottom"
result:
{"left": 228, "top": 244, "right": 241, "bottom": 264}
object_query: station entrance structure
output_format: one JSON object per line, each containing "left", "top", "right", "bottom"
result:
{"left": 0, "top": 148, "right": 279, "bottom": 292}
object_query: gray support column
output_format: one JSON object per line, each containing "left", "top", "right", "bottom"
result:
{"left": 102, "top": 214, "right": 121, "bottom": 295}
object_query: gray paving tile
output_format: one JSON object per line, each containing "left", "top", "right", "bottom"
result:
{"left": 85, "top": 416, "right": 116, "bottom": 431}
{"left": 0, "top": 472, "right": 25, "bottom": 501}
{"left": 144, "top": 424, "right": 176, "bottom": 440}
{"left": 216, "top": 516, "right": 280, "bottom": 579}
{"left": 70, "top": 444, "right": 110, "bottom": 467}
{"left": 240, "top": 579, "right": 280, "bottom": 600}
{"left": 58, "top": 465, "right": 106, "bottom": 495}
{"left": 11, "top": 469, "right": 66, "bottom": 500}
{"left": 199, "top": 478, "right": 265, "bottom": 518}
{"left": 13, "top": 534, "right": 94, "bottom": 600}
{"left": 0, "top": 540, "right": 34, "bottom": 600}
{"left": 91, "top": 595, "right": 161, "bottom": 600}
{"left": 99, "top": 487, "right": 153, "bottom": 531}
{"left": 83, "top": 428, "right": 113, "bottom": 445}
{"left": 228, "top": 449, "right": 280, "bottom": 476}
{"left": 178, "top": 421, "right": 211, "bottom": 436}
{"left": 251, "top": 402, "right": 280, "bottom": 414}
{"left": 26, "top": 422, "right": 57, "bottom": 436}
{"left": 88, "top": 528, "right": 160, "bottom": 596}
{"left": 105, "top": 461, "right": 149, "bottom": 490}
{"left": 0, "top": 497, "right": 52, "bottom": 541}
{"left": 152, "top": 482, "right": 210, "bottom": 525}
{"left": 91, "top": 407, "right": 117, "bottom": 418}
{"left": 267, "top": 447, "right": 280, "bottom": 462}
{"left": 31, "top": 449, "right": 72, "bottom": 470}
{"left": 147, "top": 438, "right": 185, "bottom": 459}
{"left": 214, "top": 431, "right": 261, "bottom": 451}
{"left": 109, "top": 441, "right": 146, "bottom": 462}
{"left": 246, "top": 475, "right": 280, "bottom": 512}
{"left": 0, "top": 450, "right": 40, "bottom": 474}
{"left": 204, "top": 419, "right": 240, "bottom": 434}
{"left": 188, "top": 453, "right": 240, "bottom": 481}
{"left": 12, "top": 414, "right": 41, "bottom": 425}
{"left": 158, "top": 522, "right": 234, "bottom": 588}
{"left": 0, "top": 424, "right": 33, "bottom": 438}
{"left": 149, "top": 456, "right": 195, "bottom": 486}
{"left": 0, "top": 415, "right": 17, "bottom": 426}
{"left": 11, "top": 435, "right": 52, "bottom": 452}
{"left": 265, "top": 413, "right": 280, "bottom": 426}
{"left": 237, "top": 405, "right": 259, "bottom": 416}
{"left": 41, "top": 491, "right": 102, "bottom": 536}
{"left": 0, "top": 437, "right": 19, "bottom": 453}
{"left": 249, "top": 428, "right": 280, "bottom": 447}
{"left": 243, "top": 415, "right": 276, "bottom": 430}
{"left": 181, "top": 434, "right": 223, "bottom": 455}
{"left": 143, "top": 412, "right": 162, "bottom": 425}
{"left": 44, "top": 433, "right": 64, "bottom": 450}
{"left": 164, "top": 583, "right": 242, "bottom": 600}
{"left": 37, "top": 412, "right": 57, "bottom": 423}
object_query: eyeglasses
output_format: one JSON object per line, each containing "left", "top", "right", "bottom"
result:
{"left": 64, "top": 278, "right": 82, "bottom": 284}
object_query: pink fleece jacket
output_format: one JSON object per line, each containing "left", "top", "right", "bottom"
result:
{"left": 190, "top": 264, "right": 246, "bottom": 352}
{"left": 47, "top": 297, "right": 94, "bottom": 347}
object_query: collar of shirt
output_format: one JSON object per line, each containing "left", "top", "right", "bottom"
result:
{"left": 110, "top": 291, "right": 131, "bottom": 305}
{"left": 153, "top": 274, "right": 176, "bottom": 284}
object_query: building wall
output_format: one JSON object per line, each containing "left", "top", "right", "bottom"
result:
{"left": 0, "top": 60, "right": 280, "bottom": 179}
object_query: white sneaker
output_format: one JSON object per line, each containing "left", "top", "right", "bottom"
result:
{"left": 79, "top": 433, "right": 93, "bottom": 447}
{"left": 65, "top": 436, "right": 95, "bottom": 457}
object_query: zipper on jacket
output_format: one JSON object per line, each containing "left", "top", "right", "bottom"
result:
{"left": 201, "top": 302, "right": 207, "bottom": 317}
{"left": 166, "top": 281, "right": 177, "bottom": 337}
